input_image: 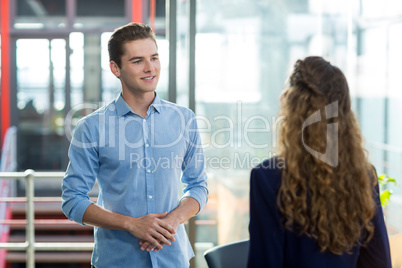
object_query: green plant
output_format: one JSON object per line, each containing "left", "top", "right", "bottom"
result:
{"left": 378, "top": 174, "right": 397, "bottom": 206}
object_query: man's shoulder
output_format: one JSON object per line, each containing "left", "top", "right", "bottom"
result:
{"left": 75, "top": 100, "right": 117, "bottom": 126}
{"left": 158, "top": 98, "right": 195, "bottom": 117}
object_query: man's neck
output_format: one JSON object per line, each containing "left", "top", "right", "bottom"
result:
{"left": 121, "top": 91, "right": 156, "bottom": 118}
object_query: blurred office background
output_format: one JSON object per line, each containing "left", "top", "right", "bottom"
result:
{"left": 0, "top": 0, "right": 401, "bottom": 267}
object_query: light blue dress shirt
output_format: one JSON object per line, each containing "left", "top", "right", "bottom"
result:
{"left": 61, "top": 94, "right": 208, "bottom": 268}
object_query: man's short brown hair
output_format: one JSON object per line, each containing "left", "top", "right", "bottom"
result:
{"left": 108, "top": 22, "right": 157, "bottom": 68}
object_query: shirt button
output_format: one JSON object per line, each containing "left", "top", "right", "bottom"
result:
{"left": 147, "top": 169, "right": 151, "bottom": 173}
{"left": 148, "top": 195, "right": 153, "bottom": 199}
{"left": 145, "top": 143, "right": 149, "bottom": 147}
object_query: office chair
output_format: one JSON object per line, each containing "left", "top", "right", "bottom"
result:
{"left": 204, "top": 239, "right": 250, "bottom": 268}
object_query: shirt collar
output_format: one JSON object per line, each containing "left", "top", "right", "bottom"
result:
{"left": 150, "top": 94, "right": 162, "bottom": 114}
{"left": 115, "top": 93, "right": 161, "bottom": 117}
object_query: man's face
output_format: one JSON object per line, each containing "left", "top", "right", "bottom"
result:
{"left": 114, "top": 38, "right": 161, "bottom": 95}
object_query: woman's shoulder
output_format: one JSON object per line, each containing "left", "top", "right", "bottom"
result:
{"left": 251, "top": 156, "right": 284, "bottom": 190}
{"left": 253, "top": 156, "right": 285, "bottom": 173}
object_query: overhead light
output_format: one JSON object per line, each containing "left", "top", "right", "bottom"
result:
{"left": 14, "top": 23, "right": 44, "bottom": 29}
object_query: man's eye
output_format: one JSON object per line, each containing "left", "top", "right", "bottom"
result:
{"left": 151, "top": 57, "right": 159, "bottom": 61}
{"left": 133, "top": 60, "right": 141, "bottom": 64}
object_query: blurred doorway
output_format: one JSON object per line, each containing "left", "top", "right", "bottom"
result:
{"left": 13, "top": 36, "right": 70, "bottom": 171}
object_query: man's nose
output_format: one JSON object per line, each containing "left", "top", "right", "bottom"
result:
{"left": 144, "top": 60, "right": 155, "bottom": 72}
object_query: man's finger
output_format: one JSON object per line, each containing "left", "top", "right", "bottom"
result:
{"left": 156, "top": 225, "right": 175, "bottom": 242}
{"left": 152, "top": 229, "right": 172, "bottom": 246}
{"left": 141, "top": 233, "right": 164, "bottom": 251}
{"left": 141, "top": 229, "right": 170, "bottom": 251}
{"left": 157, "top": 219, "right": 176, "bottom": 236}
{"left": 140, "top": 241, "right": 151, "bottom": 251}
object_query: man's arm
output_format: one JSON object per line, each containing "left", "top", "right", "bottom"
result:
{"left": 139, "top": 196, "right": 200, "bottom": 251}
{"left": 82, "top": 204, "right": 176, "bottom": 251}
{"left": 163, "top": 196, "right": 200, "bottom": 226}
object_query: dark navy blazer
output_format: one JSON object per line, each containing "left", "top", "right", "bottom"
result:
{"left": 248, "top": 157, "right": 392, "bottom": 268}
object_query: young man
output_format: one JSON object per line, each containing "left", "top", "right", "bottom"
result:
{"left": 62, "top": 23, "right": 208, "bottom": 268}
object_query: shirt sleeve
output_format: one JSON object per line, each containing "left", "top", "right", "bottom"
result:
{"left": 356, "top": 182, "right": 392, "bottom": 268}
{"left": 247, "top": 164, "right": 285, "bottom": 268}
{"left": 61, "top": 118, "right": 99, "bottom": 225}
{"left": 180, "top": 112, "right": 209, "bottom": 214}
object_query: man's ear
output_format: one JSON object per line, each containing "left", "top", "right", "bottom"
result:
{"left": 110, "top": 61, "right": 120, "bottom": 78}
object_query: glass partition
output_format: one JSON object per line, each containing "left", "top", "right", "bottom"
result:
{"left": 14, "top": 0, "right": 128, "bottom": 30}
{"left": 100, "top": 32, "right": 120, "bottom": 104}
{"left": 70, "top": 32, "right": 84, "bottom": 107}
{"left": 357, "top": 0, "right": 402, "bottom": 235}
{"left": 15, "top": 0, "right": 67, "bottom": 29}
{"left": 74, "top": 0, "right": 126, "bottom": 29}
{"left": 76, "top": 0, "right": 124, "bottom": 17}
{"left": 16, "top": 38, "right": 68, "bottom": 170}
{"left": 193, "top": 0, "right": 402, "bottom": 250}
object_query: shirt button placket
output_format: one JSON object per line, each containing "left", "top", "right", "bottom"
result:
{"left": 143, "top": 118, "right": 154, "bottom": 213}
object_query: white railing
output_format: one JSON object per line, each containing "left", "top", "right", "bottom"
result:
{"left": 0, "top": 170, "right": 94, "bottom": 268}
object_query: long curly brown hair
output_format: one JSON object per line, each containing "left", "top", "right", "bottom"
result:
{"left": 277, "top": 56, "right": 377, "bottom": 255}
